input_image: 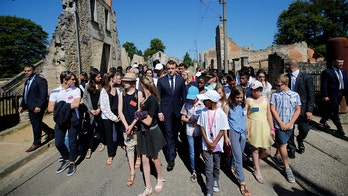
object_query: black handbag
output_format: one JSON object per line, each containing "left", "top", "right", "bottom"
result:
{"left": 81, "top": 112, "right": 91, "bottom": 135}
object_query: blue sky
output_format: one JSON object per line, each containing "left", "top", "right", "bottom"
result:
{"left": 0, "top": 0, "right": 295, "bottom": 60}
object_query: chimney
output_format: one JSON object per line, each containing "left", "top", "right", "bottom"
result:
{"left": 105, "top": 0, "right": 112, "bottom": 7}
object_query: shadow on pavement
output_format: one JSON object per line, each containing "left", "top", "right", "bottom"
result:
{"left": 309, "top": 120, "right": 348, "bottom": 141}
{"left": 292, "top": 170, "right": 335, "bottom": 196}
{"left": 273, "top": 184, "right": 307, "bottom": 196}
{"left": 262, "top": 152, "right": 335, "bottom": 196}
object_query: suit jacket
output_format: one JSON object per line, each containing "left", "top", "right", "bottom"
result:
{"left": 157, "top": 74, "right": 186, "bottom": 118}
{"left": 20, "top": 74, "right": 48, "bottom": 111}
{"left": 289, "top": 72, "right": 315, "bottom": 115}
{"left": 321, "top": 67, "right": 348, "bottom": 106}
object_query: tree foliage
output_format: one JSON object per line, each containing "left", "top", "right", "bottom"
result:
{"left": 122, "top": 42, "right": 142, "bottom": 60}
{"left": 0, "top": 16, "right": 48, "bottom": 78}
{"left": 274, "top": 0, "right": 348, "bottom": 56}
{"left": 182, "top": 52, "right": 193, "bottom": 67}
{"left": 143, "top": 38, "right": 166, "bottom": 59}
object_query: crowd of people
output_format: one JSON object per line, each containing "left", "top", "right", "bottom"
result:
{"left": 19, "top": 56, "right": 347, "bottom": 196}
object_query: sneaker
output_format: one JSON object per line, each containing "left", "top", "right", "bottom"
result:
{"left": 56, "top": 160, "right": 69, "bottom": 174}
{"left": 285, "top": 168, "right": 295, "bottom": 183}
{"left": 213, "top": 181, "right": 220, "bottom": 192}
{"left": 67, "top": 163, "right": 76, "bottom": 176}
{"left": 272, "top": 155, "right": 284, "bottom": 168}
{"left": 190, "top": 171, "right": 197, "bottom": 183}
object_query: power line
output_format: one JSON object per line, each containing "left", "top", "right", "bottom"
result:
{"left": 199, "top": 0, "right": 221, "bottom": 19}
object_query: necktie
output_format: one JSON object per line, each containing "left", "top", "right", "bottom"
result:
{"left": 291, "top": 74, "right": 296, "bottom": 91}
{"left": 337, "top": 69, "right": 344, "bottom": 90}
{"left": 24, "top": 79, "right": 30, "bottom": 104}
{"left": 170, "top": 76, "right": 174, "bottom": 93}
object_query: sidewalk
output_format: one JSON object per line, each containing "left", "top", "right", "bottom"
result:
{"left": 0, "top": 112, "right": 347, "bottom": 195}
{"left": 0, "top": 113, "right": 55, "bottom": 179}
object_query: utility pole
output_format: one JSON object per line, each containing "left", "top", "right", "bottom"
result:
{"left": 200, "top": 0, "right": 228, "bottom": 73}
{"left": 189, "top": 41, "right": 199, "bottom": 68}
{"left": 222, "top": 0, "right": 228, "bottom": 74}
{"left": 73, "top": 1, "right": 82, "bottom": 76}
{"left": 194, "top": 41, "right": 199, "bottom": 68}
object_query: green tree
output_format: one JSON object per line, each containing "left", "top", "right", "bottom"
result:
{"left": 182, "top": 52, "right": 193, "bottom": 67}
{"left": 274, "top": 0, "right": 348, "bottom": 56}
{"left": 0, "top": 16, "right": 48, "bottom": 78}
{"left": 143, "top": 38, "right": 166, "bottom": 59}
{"left": 136, "top": 50, "right": 143, "bottom": 56}
{"left": 122, "top": 42, "right": 142, "bottom": 60}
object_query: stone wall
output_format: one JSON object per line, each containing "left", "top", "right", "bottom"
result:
{"left": 268, "top": 52, "right": 326, "bottom": 91}
{"left": 42, "top": 0, "right": 121, "bottom": 91}
{"left": 146, "top": 52, "right": 181, "bottom": 69}
{"left": 131, "top": 54, "right": 145, "bottom": 66}
{"left": 199, "top": 47, "right": 216, "bottom": 70}
{"left": 120, "top": 48, "right": 130, "bottom": 67}
{"left": 200, "top": 24, "right": 318, "bottom": 74}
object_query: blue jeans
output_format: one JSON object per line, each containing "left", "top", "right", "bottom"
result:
{"left": 203, "top": 151, "right": 221, "bottom": 195}
{"left": 229, "top": 130, "right": 246, "bottom": 182}
{"left": 54, "top": 123, "right": 78, "bottom": 162}
{"left": 187, "top": 135, "right": 202, "bottom": 172}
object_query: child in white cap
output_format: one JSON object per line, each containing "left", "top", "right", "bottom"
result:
{"left": 197, "top": 90, "right": 229, "bottom": 195}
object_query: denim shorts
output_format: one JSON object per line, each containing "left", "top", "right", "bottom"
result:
{"left": 275, "top": 128, "right": 294, "bottom": 144}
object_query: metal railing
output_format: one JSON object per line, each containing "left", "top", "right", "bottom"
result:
{"left": 0, "top": 60, "right": 44, "bottom": 96}
{"left": 0, "top": 92, "right": 21, "bottom": 116}
{"left": 0, "top": 92, "right": 21, "bottom": 131}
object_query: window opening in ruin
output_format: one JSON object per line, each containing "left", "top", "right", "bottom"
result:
{"left": 90, "top": 0, "right": 97, "bottom": 22}
{"left": 100, "top": 43, "right": 110, "bottom": 74}
{"left": 105, "top": 9, "right": 110, "bottom": 31}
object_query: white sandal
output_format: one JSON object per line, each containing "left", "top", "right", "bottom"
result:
{"left": 138, "top": 187, "right": 152, "bottom": 196}
{"left": 154, "top": 179, "right": 165, "bottom": 193}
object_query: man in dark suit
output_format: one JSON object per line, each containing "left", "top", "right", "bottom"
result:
{"left": 320, "top": 56, "right": 347, "bottom": 136}
{"left": 285, "top": 59, "right": 315, "bottom": 159}
{"left": 18, "top": 65, "right": 53, "bottom": 152}
{"left": 157, "top": 60, "right": 186, "bottom": 171}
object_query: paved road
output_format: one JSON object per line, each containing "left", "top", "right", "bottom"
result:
{"left": 1, "top": 142, "right": 306, "bottom": 196}
{"left": 0, "top": 113, "right": 347, "bottom": 196}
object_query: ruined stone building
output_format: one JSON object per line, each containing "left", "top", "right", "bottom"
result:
{"left": 42, "top": 0, "right": 121, "bottom": 91}
{"left": 146, "top": 52, "right": 181, "bottom": 69}
{"left": 200, "top": 24, "right": 323, "bottom": 74}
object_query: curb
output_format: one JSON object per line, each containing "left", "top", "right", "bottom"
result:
{"left": 0, "top": 139, "right": 55, "bottom": 179}
{"left": 0, "top": 119, "right": 30, "bottom": 136}
{"left": 0, "top": 113, "right": 55, "bottom": 179}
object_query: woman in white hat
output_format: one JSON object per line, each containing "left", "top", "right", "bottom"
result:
{"left": 118, "top": 72, "right": 143, "bottom": 187}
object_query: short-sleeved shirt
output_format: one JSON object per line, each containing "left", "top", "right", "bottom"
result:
{"left": 180, "top": 100, "right": 205, "bottom": 136}
{"left": 270, "top": 89, "right": 301, "bottom": 129}
{"left": 228, "top": 104, "right": 247, "bottom": 139}
{"left": 197, "top": 107, "right": 229, "bottom": 152}
{"left": 49, "top": 85, "right": 81, "bottom": 118}
{"left": 261, "top": 82, "right": 272, "bottom": 97}
{"left": 49, "top": 86, "right": 81, "bottom": 104}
